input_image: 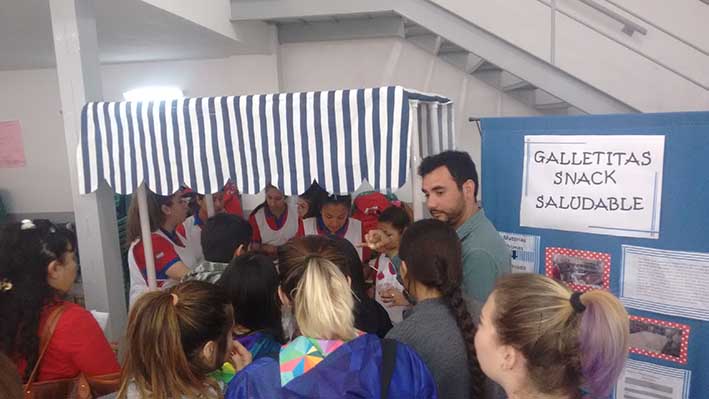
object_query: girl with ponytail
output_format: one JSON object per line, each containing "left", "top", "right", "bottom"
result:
{"left": 225, "top": 236, "right": 437, "bottom": 399}
{"left": 118, "top": 281, "right": 250, "bottom": 399}
{"left": 475, "top": 273, "right": 629, "bottom": 399}
{"left": 386, "top": 219, "right": 487, "bottom": 399}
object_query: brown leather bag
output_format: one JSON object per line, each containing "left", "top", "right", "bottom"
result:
{"left": 23, "top": 304, "right": 121, "bottom": 399}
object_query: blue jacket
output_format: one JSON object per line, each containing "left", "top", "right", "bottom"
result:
{"left": 226, "top": 333, "right": 437, "bottom": 398}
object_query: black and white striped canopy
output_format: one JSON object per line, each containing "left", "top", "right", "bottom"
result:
{"left": 78, "top": 86, "right": 454, "bottom": 196}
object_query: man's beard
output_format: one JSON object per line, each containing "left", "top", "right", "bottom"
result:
{"left": 430, "top": 204, "right": 465, "bottom": 227}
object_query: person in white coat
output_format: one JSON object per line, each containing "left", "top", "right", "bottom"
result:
{"left": 248, "top": 185, "right": 303, "bottom": 256}
{"left": 303, "top": 194, "right": 364, "bottom": 260}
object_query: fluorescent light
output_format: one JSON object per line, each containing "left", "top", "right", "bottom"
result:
{"left": 123, "top": 86, "right": 184, "bottom": 101}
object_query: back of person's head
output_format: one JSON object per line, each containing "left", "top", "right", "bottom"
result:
{"left": 491, "top": 273, "right": 629, "bottom": 397}
{"left": 418, "top": 150, "right": 479, "bottom": 197}
{"left": 300, "top": 182, "right": 329, "bottom": 218}
{"left": 126, "top": 190, "right": 173, "bottom": 244}
{"left": 0, "top": 220, "right": 75, "bottom": 380}
{"left": 118, "top": 281, "right": 233, "bottom": 399}
{"left": 217, "top": 254, "right": 284, "bottom": 342}
{"left": 377, "top": 205, "right": 411, "bottom": 233}
{"left": 277, "top": 237, "right": 355, "bottom": 340}
{"left": 398, "top": 218, "right": 484, "bottom": 398}
{"left": 0, "top": 352, "right": 22, "bottom": 399}
{"left": 201, "top": 213, "right": 252, "bottom": 263}
{"left": 329, "top": 237, "right": 367, "bottom": 299}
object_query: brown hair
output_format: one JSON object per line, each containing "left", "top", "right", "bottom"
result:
{"left": 398, "top": 219, "right": 485, "bottom": 398}
{"left": 126, "top": 190, "right": 174, "bottom": 244}
{"left": 492, "top": 274, "right": 629, "bottom": 397}
{"left": 117, "top": 281, "right": 233, "bottom": 399}
{"left": 277, "top": 236, "right": 351, "bottom": 286}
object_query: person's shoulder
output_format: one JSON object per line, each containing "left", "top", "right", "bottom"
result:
{"left": 56, "top": 302, "right": 92, "bottom": 322}
{"left": 51, "top": 302, "right": 102, "bottom": 336}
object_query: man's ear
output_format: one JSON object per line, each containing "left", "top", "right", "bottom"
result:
{"left": 462, "top": 180, "right": 476, "bottom": 201}
{"left": 161, "top": 204, "right": 172, "bottom": 216}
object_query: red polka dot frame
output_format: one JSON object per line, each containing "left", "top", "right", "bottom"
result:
{"left": 544, "top": 247, "right": 611, "bottom": 293}
{"left": 628, "top": 315, "right": 690, "bottom": 365}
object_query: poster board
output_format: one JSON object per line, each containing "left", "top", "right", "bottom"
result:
{"left": 481, "top": 112, "right": 709, "bottom": 399}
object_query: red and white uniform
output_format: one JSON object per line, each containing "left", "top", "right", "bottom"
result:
{"left": 127, "top": 228, "right": 198, "bottom": 307}
{"left": 303, "top": 217, "right": 363, "bottom": 260}
{"left": 249, "top": 203, "right": 304, "bottom": 247}
{"left": 371, "top": 254, "right": 406, "bottom": 323}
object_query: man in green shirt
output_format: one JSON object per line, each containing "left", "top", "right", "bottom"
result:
{"left": 363, "top": 150, "right": 510, "bottom": 302}
{"left": 417, "top": 150, "right": 511, "bottom": 302}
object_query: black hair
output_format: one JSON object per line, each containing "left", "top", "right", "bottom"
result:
{"left": 377, "top": 206, "right": 411, "bottom": 233}
{"left": 330, "top": 237, "right": 367, "bottom": 299}
{"left": 418, "top": 150, "right": 479, "bottom": 198}
{"left": 321, "top": 194, "right": 351, "bottom": 213}
{"left": 399, "top": 219, "right": 485, "bottom": 398}
{"left": 200, "top": 213, "right": 252, "bottom": 263}
{"left": 0, "top": 220, "right": 75, "bottom": 380}
{"left": 300, "top": 182, "right": 329, "bottom": 219}
{"left": 217, "top": 254, "right": 284, "bottom": 343}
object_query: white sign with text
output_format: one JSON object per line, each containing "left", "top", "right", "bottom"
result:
{"left": 520, "top": 135, "right": 665, "bottom": 239}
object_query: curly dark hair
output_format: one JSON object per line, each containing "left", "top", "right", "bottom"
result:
{"left": 0, "top": 220, "right": 75, "bottom": 381}
{"left": 399, "top": 219, "right": 485, "bottom": 398}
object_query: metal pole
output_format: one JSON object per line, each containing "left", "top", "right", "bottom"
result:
{"left": 137, "top": 184, "right": 157, "bottom": 289}
{"left": 205, "top": 193, "right": 216, "bottom": 217}
{"left": 410, "top": 101, "right": 424, "bottom": 221}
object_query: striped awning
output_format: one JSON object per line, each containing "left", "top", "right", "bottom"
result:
{"left": 78, "top": 86, "right": 454, "bottom": 196}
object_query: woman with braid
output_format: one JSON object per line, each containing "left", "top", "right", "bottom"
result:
{"left": 386, "top": 219, "right": 486, "bottom": 399}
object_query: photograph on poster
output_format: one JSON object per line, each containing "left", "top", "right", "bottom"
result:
{"left": 629, "top": 316, "right": 690, "bottom": 364}
{"left": 615, "top": 359, "right": 691, "bottom": 399}
{"left": 545, "top": 247, "right": 610, "bottom": 292}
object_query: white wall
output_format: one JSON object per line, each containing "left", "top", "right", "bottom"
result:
{"left": 0, "top": 68, "right": 73, "bottom": 214}
{"left": 0, "top": 37, "right": 540, "bottom": 214}
{"left": 0, "top": 54, "right": 279, "bottom": 215}
{"left": 279, "top": 37, "right": 541, "bottom": 201}
{"left": 429, "top": 0, "right": 709, "bottom": 112}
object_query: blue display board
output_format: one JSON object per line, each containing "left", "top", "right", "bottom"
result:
{"left": 480, "top": 112, "right": 709, "bottom": 399}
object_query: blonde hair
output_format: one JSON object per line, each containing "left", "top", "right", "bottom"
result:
{"left": 117, "top": 281, "right": 233, "bottom": 399}
{"left": 293, "top": 257, "right": 356, "bottom": 340}
{"left": 492, "top": 274, "right": 629, "bottom": 398}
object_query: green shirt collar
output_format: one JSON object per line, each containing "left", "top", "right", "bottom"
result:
{"left": 456, "top": 208, "right": 486, "bottom": 239}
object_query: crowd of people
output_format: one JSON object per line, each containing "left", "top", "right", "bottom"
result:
{"left": 0, "top": 150, "right": 630, "bottom": 399}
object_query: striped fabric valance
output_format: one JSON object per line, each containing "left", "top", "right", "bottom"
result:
{"left": 78, "top": 86, "right": 453, "bottom": 196}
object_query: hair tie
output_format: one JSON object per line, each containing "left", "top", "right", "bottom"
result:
{"left": 171, "top": 293, "right": 180, "bottom": 306}
{"left": 391, "top": 200, "right": 402, "bottom": 208}
{"left": 20, "top": 219, "right": 36, "bottom": 230}
{"left": 570, "top": 292, "right": 586, "bottom": 313}
{"left": 0, "top": 279, "right": 13, "bottom": 292}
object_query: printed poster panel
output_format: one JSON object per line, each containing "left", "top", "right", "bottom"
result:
{"left": 620, "top": 245, "right": 709, "bottom": 321}
{"left": 499, "top": 232, "right": 541, "bottom": 274}
{"left": 615, "top": 359, "right": 691, "bottom": 399}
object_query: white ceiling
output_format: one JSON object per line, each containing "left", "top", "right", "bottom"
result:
{"left": 0, "top": 0, "right": 264, "bottom": 71}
